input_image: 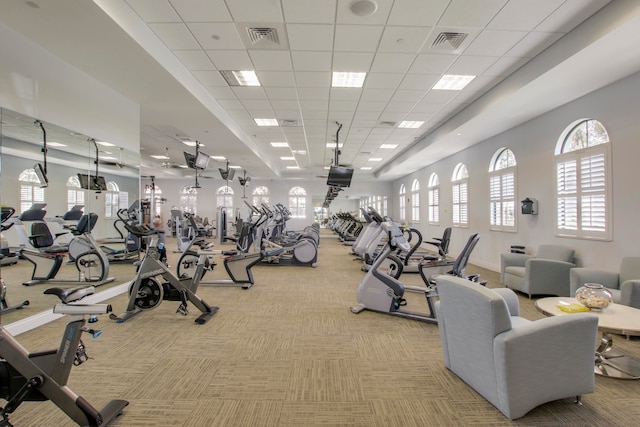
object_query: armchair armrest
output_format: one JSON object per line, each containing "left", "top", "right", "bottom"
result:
{"left": 570, "top": 268, "right": 620, "bottom": 295}
{"left": 526, "top": 259, "right": 575, "bottom": 296}
{"left": 621, "top": 279, "right": 640, "bottom": 309}
{"left": 501, "top": 253, "right": 532, "bottom": 281}
{"left": 494, "top": 314, "right": 598, "bottom": 419}
{"left": 491, "top": 288, "right": 520, "bottom": 316}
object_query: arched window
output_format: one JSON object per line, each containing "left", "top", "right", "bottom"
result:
{"left": 104, "top": 181, "right": 119, "bottom": 219}
{"left": 289, "top": 186, "right": 307, "bottom": 218}
{"left": 144, "top": 184, "right": 163, "bottom": 219}
{"left": 411, "top": 179, "right": 420, "bottom": 223}
{"left": 66, "top": 175, "right": 86, "bottom": 212}
{"left": 555, "top": 119, "right": 611, "bottom": 240}
{"left": 252, "top": 186, "right": 270, "bottom": 207}
{"left": 399, "top": 184, "right": 406, "bottom": 221}
{"left": 19, "top": 168, "right": 45, "bottom": 213}
{"left": 382, "top": 196, "right": 388, "bottom": 216}
{"left": 489, "top": 148, "right": 517, "bottom": 232}
{"left": 428, "top": 173, "right": 439, "bottom": 225}
{"left": 180, "top": 186, "right": 198, "bottom": 214}
{"left": 217, "top": 186, "right": 234, "bottom": 211}
{"left": 452, "top": 163, "right": 469, "bottom": 227}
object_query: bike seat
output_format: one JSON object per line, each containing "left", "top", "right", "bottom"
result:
{"left": 44, "top": 286, "right": 95, "bottom": 303}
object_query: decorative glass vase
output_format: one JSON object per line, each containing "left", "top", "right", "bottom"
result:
{"left": 575, "top": 283, "right": 613, "bottom": 311}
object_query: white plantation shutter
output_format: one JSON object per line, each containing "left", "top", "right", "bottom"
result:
{"left": 489, "top": 175, "right": 501, "bottom": 227}
{"left": 502, "top": 172, "right": 515, "bottom": 227}
{"left": 453, "top": 180, "right": 468, "bottom": 226}
{"left": 429, "top": 187, "right": 439, "bottom": 224}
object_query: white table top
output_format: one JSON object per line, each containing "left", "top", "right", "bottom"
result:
{"left": 535, "top": 297, "right": 640, "bottom": 336}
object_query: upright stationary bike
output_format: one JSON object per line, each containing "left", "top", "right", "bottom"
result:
{"left": 0, "top": 286, "right": 128, "bottom": 426}
{"left": 109, "top": 224, "right": 218, "bottom": 324}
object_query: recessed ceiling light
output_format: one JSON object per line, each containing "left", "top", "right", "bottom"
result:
{"left": 280, "top": 156, "right": 295, "bottom": 160}
{"left": 292, "top": 150, "right": 307, "bottom": 155}
{"left": 350, "top": 0, "right": 378, "bottom": 16}
{"left": 380, "top": 144, "right": 398, "bottom": 149}
{"left": 326, "top": 142, "right": 344, "bottom": 148}
{"left": 368, "top": 158, "right": 382, "bottom": 162}
{"left": 332, "top": 72, "right": 366, "bottom": 88}
{"left": 433, "top": 74, "right": 476, "bottom": 90}
{"left": 229, "top": 165, "right": 242, "bottom": 169}
{"left": 47, "top": 142, "right": 66, "bottom": 147}
{"left": 360, "top": 166, "right": 373, "bottom": 170}
{"left": 210, "top": 155, "right": 226, "bottom": 161}
{"left": 220, "top": 70, "right": 261, "bottom": 86}
{"left": 96, "top": 141, "right": 115, "bottom": 147}
{"left": 270, "top": 142, "right": 289, "bottom": 148}
{"left": 182, "top": 140, "right": 202, "bottom": 147}
{"left": 287, "top": 166, "right": 300, "bottom": 170}
{"left": 398, "top": 121, "right": 424, "bottom": 129}
{"left": 151, "top": 155, "right": 170, "bottom": 160}
{"left": 255, "top": 118, "right": 279, "bottom": 126}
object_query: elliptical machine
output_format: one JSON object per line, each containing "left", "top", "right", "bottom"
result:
{"left": 109, "top": 223, "right": 218, "bottom": 324}
{"left": 0, "top": 285, "right": 128, "bottom": 426}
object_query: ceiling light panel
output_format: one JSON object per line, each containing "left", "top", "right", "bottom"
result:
{"left": 270, "top": 142, "right": 289, "bottom": 148}
{"left": 433, "top": 74, "right": 476, "bottom": 90}
{"left": 220, "top": 70, "right": 261, "bottom": 86}
{"left": 254, "top": 118, "right": 279, "bottom": 126}
{"left": 398, "top": 121, "right": 424, "bottom": 129}
{"left": 331, "top": 72, "right": 366, "bottom": 87}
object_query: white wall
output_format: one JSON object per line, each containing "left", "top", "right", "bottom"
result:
{"left": 392, "top": 71, "right": 640, "bottom": 273}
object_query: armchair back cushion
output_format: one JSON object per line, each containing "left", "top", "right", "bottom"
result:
{"left": 536, "top": 244, "right": 574, "bottom": 262}
{"left": 619, "top": 257, "right": 640, "bottom": 284}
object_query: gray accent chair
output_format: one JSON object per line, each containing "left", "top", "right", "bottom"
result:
{"left": 501, "top": 245, "right": 576, "bottom": 297}
{"left": 434, "top": 275, "right": 598, "bottom": 420}
{"left": 570, "top": 257, "right": 640, "bottom": 308}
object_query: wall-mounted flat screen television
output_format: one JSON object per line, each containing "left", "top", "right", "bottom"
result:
{"left": 194, "top": 151, "right": 210, "bottom": 169}
{"left": 78, "top": 173, "right": 107, "bottom": 191}
{"left": 326, "top": 165, "right": 354, "bottom": 188}
{"left": 34, "top": 163, "right": 48, "bottom": 188}
{"left": 183, "top": 151, "right": 196, "bottom": 169}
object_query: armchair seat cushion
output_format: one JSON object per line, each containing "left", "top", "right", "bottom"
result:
{"left": 504, "top": 266, "right": 525, "bottom": 278}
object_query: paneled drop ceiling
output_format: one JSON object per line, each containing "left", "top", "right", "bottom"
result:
{"left": 4, "top": 0, "right": 640, "bottom": 183}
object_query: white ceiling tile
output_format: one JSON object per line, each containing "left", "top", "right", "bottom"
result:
{"left": 191, "top": 70, "right": 227, "bottom": 85}
{"left": 438, "top": 0, "right": 508, "bottom": 28}
{"left": 257, "top": 71, "right": 295, "bottom": 87}
{"left": 420, "top": 90, "right": 459, "bottom": 104}
{"left": 301, "top": 110, "right": 328, "bottom": 120}
{"left": 378, "top": 26, "right": 432, "bottom": 53}
{"left": 360, "top": 88, "right": 394, "bottom": 102}
{"left": 390, "top": 90, "right": 425, "bottom": 103}
{"left": 241, "top": 99, "right": 273, "bottom": 111}
{"left": 488, "top": 0, "right": 565, "bottom": 31}
{"left": 378, "top": 111, "right": 407, "bottom": 122}
{"left": 231, "top": 86, "right": 268, "bottom": 100}
{"left": 169, "top": 0, "right": 233, "bottom": 22}
{"left": 299, "top": 99, "right": 329, "bottom": 110}
{"left": 127, "top": 0, "right": 181, "bottom": 22}
{"left": 249, "top": 51, "right": 293, "bottom": 71}
{"left": 272, "top": 110, "right": 301, "bottom": 120}
{"left": 505, "top": 31, "right": 564, "bottom": 58}
{"left": 329, "top": 100, "right": 358, "bottom": 110}
{"left": 332, "top": 52, "right": 374, "bottom": 72}
{"left": 173, "top": 50, "right": 215, "bottom": 70}
{"left": 464, "top": 30, "right": 528, "bottom": 56}
{"left": 385, "top": 101, "right": 419, "bottom": 112}
{"left": 447, "top": 55, "right": 498, "bottom": 75}
{"left": 225, "top": 0, "right": 284, "bottom": 23}
{"left": 408, "top": 54, "right": 457, "bottom": 74}
{"left": 387, "top": 0, "right": 449, "bottom": 26}
{"left": 216, "top": 98, "right": 245, "bottom": 110}
{"left": 205, "top": 50, "right": 253, "bottom": 70}
{"left": 356, "top": 101, "right": 387, "bottom": 111}
{"left": 287, "top": 24, "right": 334, "bottom": 51}
{"left": 333, "top": 25, "right": 384, "bottom": 52}
{"left": 370, "top": 52, "right": 416, "bottom": 73}
{"left": 483, "top": 56, "right": 529, "bottom": 76}
{"left": 398, "top": 74, "right": 439, "bottom": 91}
{"left": 148, "top": 23, "right": 201, "bottom": 49}
{"left": 270, "top": 99, "right": 300, "bottom": 110}
{"left": 363, "top": 73, "right": 404, "bottom": 89}
{"left": 536, "top": 0, "right": 610, "bottom": 32}
{"left": 205, "top": 85, "right": 236, "bottom": 99}
{"left": 410, "top": 101, "right": 443, "bottom": 114}
{"left": 336, "top": 0, "right": 394, "bottom": 25}
{"left": 282, "top": 0, "right": 337, "bottom": 24}
{"left": 264, "top": 87, "right": 298, "bottom": 100}
{"left": 291, "top": 51, "right": 333, "bottom": 71}
{"left": 330, "top": 87, "right": 363, "bottom": 101}
{"left": 294, "top": 71, "right": 331, "bottom": 87}
{"left": 297, "top": 87, "right": 330, "bottom": 101}
{"left": 353, "top": 110, "right": 381, "bottom": 121}
{"left": 188, "top": 23, "right": 244, "bottom": 50}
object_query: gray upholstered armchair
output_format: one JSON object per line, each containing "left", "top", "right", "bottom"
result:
{"left": 501, "top": 244, "right": 575, "bottom": 297}
{"left": 434, "top": 275, "right": 598, "bottom": 420}
{"left": 570, "top": 257, "right": 640, "bottom": 308}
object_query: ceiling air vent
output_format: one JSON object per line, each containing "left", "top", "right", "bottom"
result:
{"left": 279, "top": 119, "right": 300, "bottom": 127}
{"left": 379, "top": 121, "right": 396, "bottom": 127}
{"left": 431, "top": 32, "right": 468, "bottom": 50}
{"left": 247, "top": 27, "right": 279, "bottom": 46}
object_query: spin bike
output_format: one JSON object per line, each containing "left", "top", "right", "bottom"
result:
{"left": 109, "top": 224, "right": 218, "bottom": 325}
{"left": 0, "top": 286, "right": 128, "bottom": 426}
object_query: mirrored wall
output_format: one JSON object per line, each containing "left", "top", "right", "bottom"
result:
{"left": 0, "top": 108, "right": 141, "bottom": 325}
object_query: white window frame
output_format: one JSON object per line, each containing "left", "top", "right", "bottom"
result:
{"left": 104, "top": 181, "right": 119, "bottom": 219}
{"left": 489, "top": 148, "right": 517, "bottom": 232}
{"left": 411, "top": 179, "right": 420, "bottom": 223}
{"left": 144, "top": 184, "right": 163, "bottom": 218}
{"left": 289, "top": 186, "right": 307, "bottom": 219}
{"left": 452, "top": 163, "right": 469, "bottom": 228}
{"left": 19, "top": 169, "right": 45, "bottom": 213}
{"left": 252, "top": 186, "right": 270, "bottom": 207}
{"left": 66, "top": 175, "right": 86, "bottom": 213}
{"left": 554, "top": 119, "right": 611, "bottom": 240}
{"left": 180, "top": 185, "right": 198, "bottom": 215}
{"left": 399, "top": 184, "right": 406, "bottom": 221}
{"left": 217, "top": 186, "right": 234, "bottom": 211}
{"left": 428, "top": 173, "right": 439, "bottom": 225}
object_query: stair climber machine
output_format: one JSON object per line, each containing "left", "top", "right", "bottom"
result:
{"left": 0, "top": 285, "right": 128, "bottom": 426}
{"left": 20, "top": 213, "right": 115, "bottom": 287}
{"left": 1, "top": 208, "right": 29, "bottom": 314}
{"left": 350, "top": 220, "right": 439, "bottom": 323}
{"left": 109, "top": 222, "right": 218, "bottom": 324}
{"left": 176, "top": 225, "right": 265, "bottom": 290}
